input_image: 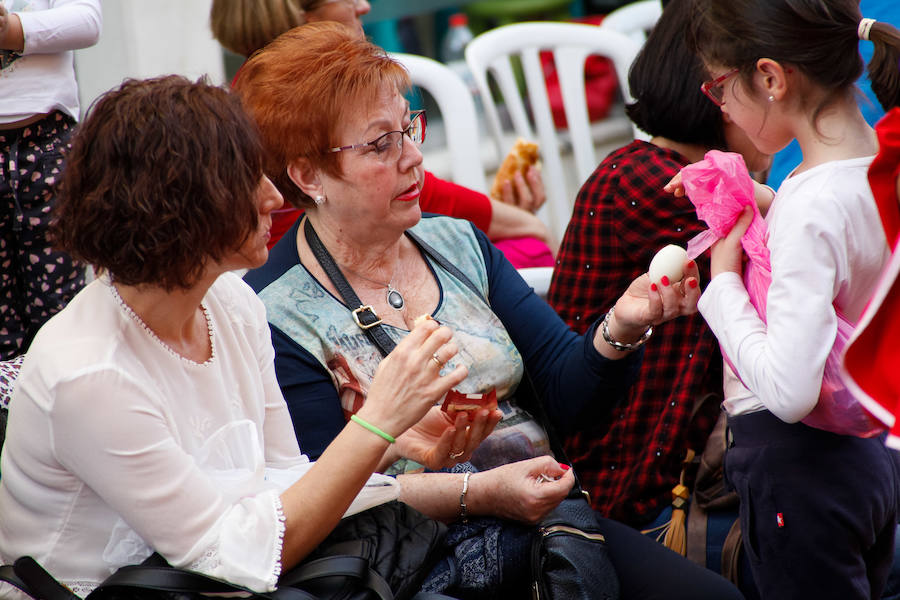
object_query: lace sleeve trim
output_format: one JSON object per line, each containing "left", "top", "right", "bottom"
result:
{"left": 68, "top": 581, "right": 100, "bottom": 597}
{"left": 271, "top": 494, "right": 287, "bottom": 589}
{"left": 182, "top": 490, "right": 285, "bottom": 592}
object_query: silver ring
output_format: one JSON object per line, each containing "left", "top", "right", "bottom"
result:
{"left": 449, "top": 449, "right": 465, "bottom": 459}
{"left": 431, "top": 353, "right": 444, "bottom": 368}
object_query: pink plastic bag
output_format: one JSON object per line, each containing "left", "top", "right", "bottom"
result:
{"left": 680, "top": 151, "right": 771, "bottom": 317}
{"left": 681, "top": 151, "right": 884, "bottom": 438}
{"left": 807, "top": 315, "right": 885, "bottom": 436}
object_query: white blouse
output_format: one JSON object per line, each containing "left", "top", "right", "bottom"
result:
{"left": 0, "top": 273, "right": 309, "bottom": 596}
{"left": 699, "top": 156, "right": 890, "bottom": 420}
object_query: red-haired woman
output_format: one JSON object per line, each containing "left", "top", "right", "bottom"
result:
{"left": 209, "top": 0, "right": 553, "bottom": 267}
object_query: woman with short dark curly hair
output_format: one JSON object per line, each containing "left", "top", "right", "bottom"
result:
{"left": 51, "top": 76, "right": 264, "bottom": 290}
{"left": 0, "top": 74, "right": 467, "bottom": 598}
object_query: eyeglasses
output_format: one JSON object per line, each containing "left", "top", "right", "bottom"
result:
{"left": 700, "top": 68, "right": 739, "bottom": 106}
{"left": 328, "top": 110, "right": 426, "bottom": 163}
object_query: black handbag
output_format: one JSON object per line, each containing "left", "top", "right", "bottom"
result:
{"left": 304, "top": 219, "right": 620, "bottom": 600}
{"left": 515, "top": 369, "right": 619, "bottom": 600}
{"left": 531, "top": 494, "right": 618, "bottom": 600}
{"left": 0, "top": 502, "right": 453, "bottom": 600}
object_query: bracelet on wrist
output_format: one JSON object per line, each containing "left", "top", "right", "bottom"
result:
{"left": 350, "top": 414, "right": 395, "bottom": 443}
{"left": 601, "top": 306, "right": 652, "bottom": 352}
{"left": 459, "top": 472, "right": 471, "bottom": 523}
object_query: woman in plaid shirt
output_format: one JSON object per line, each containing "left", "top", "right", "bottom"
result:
{"left": 548, "top": 0, "right": 771, "bottom": 535}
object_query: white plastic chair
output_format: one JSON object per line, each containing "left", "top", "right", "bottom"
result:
{"left": 599, "top": 0, "right": 663, "bottom": 46}
{"left": 390, "top": 52, "right": 488, "bottom": 193}
{"left": 599, "top": 1, "right": 662, "bottom": 142}
{"left": 464, "top": 22, "right": 642, "bottom": 240}
{"left": 518, "top": 266, "right": 554, "bottom": 299}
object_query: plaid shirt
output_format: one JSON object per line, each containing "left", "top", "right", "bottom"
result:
{"left": 547, "top": 141, "right": 723, "bottom": 526}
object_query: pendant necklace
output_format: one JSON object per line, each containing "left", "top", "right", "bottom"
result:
{"left": 342, "top": 264, "right": 405, "bottom": 311}
{"left": 386, "top": 282, "right": 405, "bottom": 310}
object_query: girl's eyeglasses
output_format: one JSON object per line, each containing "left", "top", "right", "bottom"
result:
{"left": 700, "top": 68, "right": 739, "bottom": 106}
{"left": 328, "top": 110, "right": 426, "bottom": 164}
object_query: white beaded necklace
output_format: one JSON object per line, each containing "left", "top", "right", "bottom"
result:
{"left": 109, "top": 283, "right": 216, "bottom": 366}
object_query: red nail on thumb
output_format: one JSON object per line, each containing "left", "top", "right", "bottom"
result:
{"left": 559, "top": 463, "right": 571, "bottom": 471}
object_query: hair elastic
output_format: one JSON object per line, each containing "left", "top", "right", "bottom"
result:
{"left": 858, "top": 18, "right": 876, "bottom": 41}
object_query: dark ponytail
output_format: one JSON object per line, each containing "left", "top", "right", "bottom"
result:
{"left": 866, "top": 20, "right": 900, "bottom": 110}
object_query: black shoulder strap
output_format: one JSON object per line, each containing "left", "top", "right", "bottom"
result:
{"left": 404, "top": 230, "right": 484, "bottom": 301}
{"left": 0, "top": 563, "right": 38, "bottom": 599}
{"left": 304, "top": 218, "right": 397, "bottom": 356}
{"left": 90, "top": 555, "right": 392, "bottom": 600}
{"left": 0, "top": 554, "right": 392, "bottom": 600}
{"left": 0, "top": 557, "right": 81, "bottom": 600}
{"left": 280, "top": 555, "right": 392, "bottom": 600}
{"left": 88, "top": 564, "right": 278, "bottom": 599}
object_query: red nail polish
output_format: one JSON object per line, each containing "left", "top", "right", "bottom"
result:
{"left": 687, "top": 260, "right": 696, "bottom": 269}
{"left": 688, "top": 279, "right": 698, "bottom": 289}
{"left": 650, "top": 283, "right": 658, "bottom": 292}
{"left": 660, "top": 275, "right": 670, "bottom": 286}
{"left": 559, "top": 463, "right": 570, "bottom": 470}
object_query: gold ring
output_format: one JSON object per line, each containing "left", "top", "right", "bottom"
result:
{"left": 431, "top": 353, "right": 444, "bottom": 368}
{"left": 449, "top": 449, "right": 465, "bottom": 459}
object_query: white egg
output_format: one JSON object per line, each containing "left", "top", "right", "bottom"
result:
{"left": 648, "top": 244, "right": 688, "bottom": 285}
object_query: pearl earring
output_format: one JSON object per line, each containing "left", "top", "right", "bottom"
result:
{"left": 768, "top": 95, "right": 775, "bottom": 102}
{"left": 314, "top": 195, "right": 325, "bottom": 206}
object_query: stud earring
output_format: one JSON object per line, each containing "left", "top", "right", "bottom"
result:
{"left": 314, "top": 195, "right": 325, "bottom": 206}
{"left": 768, "top": 95, "right": 775, "bottom": 102}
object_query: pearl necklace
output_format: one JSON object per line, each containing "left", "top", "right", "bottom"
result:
{"left": 109, "top": 283, "right": 216, "bottom": 366}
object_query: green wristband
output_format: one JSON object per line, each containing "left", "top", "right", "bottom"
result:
{"left": 350, "top": 414, "right": 395, "bottom": 444}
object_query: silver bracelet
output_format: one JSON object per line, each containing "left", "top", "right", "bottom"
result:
{"left": 601, "top": 306, "right": 652, "bottom": 352}
{"left": 459, "top": 472, "right": 471, "bottom": 523}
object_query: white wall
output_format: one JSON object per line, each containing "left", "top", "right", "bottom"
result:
{"left": 73, "top": 0, "right": 225, "bottom": 116}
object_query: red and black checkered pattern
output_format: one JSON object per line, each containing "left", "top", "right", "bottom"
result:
{"left": 547, "top": 141, "right": 723, "bottom": 526}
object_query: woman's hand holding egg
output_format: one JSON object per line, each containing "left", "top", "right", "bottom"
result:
{"left": 639, "top": 244, "right": 701, "bottom": 323}
{"left": 621, "top": 257, "right": 700, "bottom": 326}
{"left": 595, "top": 246, "right": 701, "bottom": 357}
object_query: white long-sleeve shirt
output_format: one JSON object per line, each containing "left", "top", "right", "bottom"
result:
{"left": 0, "top": 273, "right": 309, "bottom": 597}
{"left": 1, "top": 0, "right": 102, "bottom": 123}
{"left": 699, "top": 156, "right": 890, "bottom": 421}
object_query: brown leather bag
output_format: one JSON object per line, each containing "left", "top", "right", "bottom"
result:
{"left": 685, "top": 409, "right": 742, "bottom": 582}
{"left": 649, "top": 395, "right": 743, "bottom": 584}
